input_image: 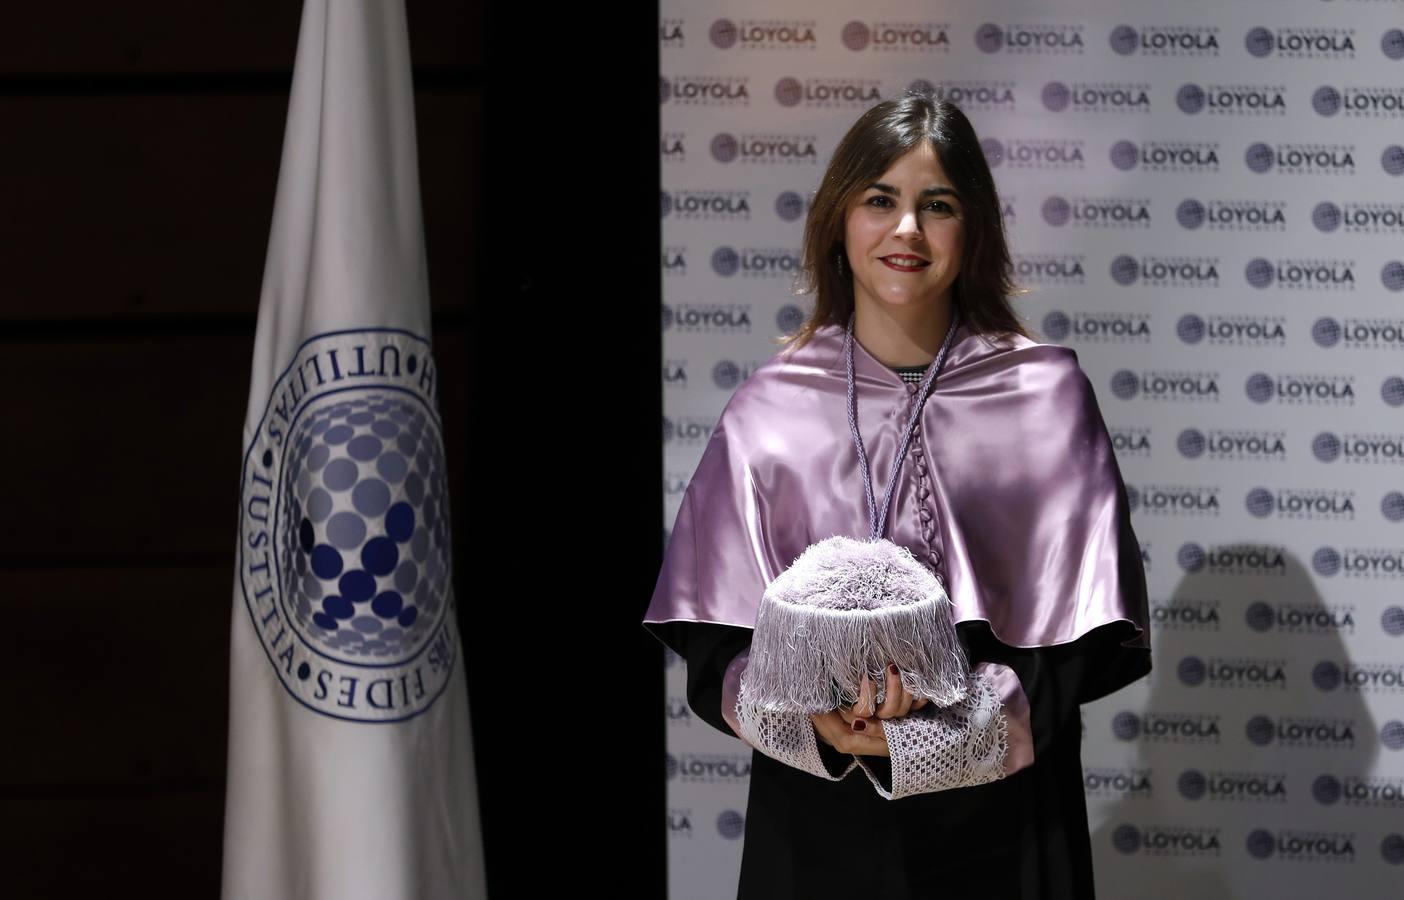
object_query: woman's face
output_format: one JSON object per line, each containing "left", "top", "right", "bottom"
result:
{"left": 841, "top": 142, "right": 965, "bottom": 315}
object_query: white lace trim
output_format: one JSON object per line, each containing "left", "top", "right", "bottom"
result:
{"left": 733, "top": 663, "right": 1012, "bottom": 794}
{"left": 854, "top": 668, "right": 1009, "bottom": 800}
{"left": 734, "top": 694, "right": 859, "bottom": 781}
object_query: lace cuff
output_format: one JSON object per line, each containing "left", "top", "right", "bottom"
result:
{"left": 854, "top": 662, "right": 1025, "bottom": 800}
{"left": 728, "top": 648, "right": 859, "bottom": 782}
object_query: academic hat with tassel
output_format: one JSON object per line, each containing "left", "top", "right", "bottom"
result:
{"left": 739, "top": 311, "right": 970, "bottom": 717}
{"left": 739, "top": 534, "right": 969, "bottom": 715}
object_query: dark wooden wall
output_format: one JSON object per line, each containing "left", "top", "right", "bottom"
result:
{"left": 0, "top": 3, "right": 481, "bottom": 895}
{"left": 1, "top": 2, "right": 666, "bottom": 895}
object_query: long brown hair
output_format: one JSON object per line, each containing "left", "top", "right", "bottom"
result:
{"left": 780, "top": 91, "right": 1029, "bottom": 351}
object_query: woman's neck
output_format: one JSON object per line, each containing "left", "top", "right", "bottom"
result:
{"left": 852, "top": 295, "right": 953, "bottom": 368}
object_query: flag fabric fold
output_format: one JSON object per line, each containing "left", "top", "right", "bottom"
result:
{"left": 222, "top": 2, "right": 485, "bottom": 897}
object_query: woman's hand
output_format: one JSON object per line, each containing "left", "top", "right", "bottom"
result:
{"left": 846, "top": 664, "right": 930, "bottom": 720}
{"left": 809, "top": 665, "right": 930, "bottom": 758}
{"left": 811, "top": 708, "right": 888, "bottom": 756}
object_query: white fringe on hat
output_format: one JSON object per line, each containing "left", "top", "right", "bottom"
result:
{"left": 740, "top": 535, "right": 970, "bottom": 715}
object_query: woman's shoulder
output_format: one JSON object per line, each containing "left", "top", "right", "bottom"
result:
{"left": 701, "top": 334, "right": 853, "bottom": 463}
{"left": 711, "top": 352, "right": 817, "bottom": 443}
{"left": 941, "top": 330, "right": 1114, "bottom": 465}
{"left": 945, "top": 326, "right": 1090, "bottom": 397}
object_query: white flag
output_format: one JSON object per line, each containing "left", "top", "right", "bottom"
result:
{"left": 222, "top": 1, "right": 485, "bottom": 897}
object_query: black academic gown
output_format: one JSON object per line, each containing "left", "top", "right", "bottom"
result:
{"left": 648, "top": 335, "right": 1153, "bottom": 897}
{"left": 671, "top": 618, "right": 1148, "bottom": 900}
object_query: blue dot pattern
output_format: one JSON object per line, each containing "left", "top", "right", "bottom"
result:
{"left": 280, "top": 392, "right": 451, "bottom": 660}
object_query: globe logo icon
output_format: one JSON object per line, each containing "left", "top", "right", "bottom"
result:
{"left": 658, "top": 77, "right": 672, "bottom": 104}
{"left": 1246, "top": 829, "right": 1275, "bottom": 860}
{"left": 1176, "top": 83, "right": 1206, "bottom": 114}
{"left": 1178, "top": 429, "right": 1206, "bottom": 459}
{"left": 1383, "top": 146, "right": 1404, "bottom": 177}
{"left": 1109, "top": 25, "right": 1138, "bottom": 56}
{"left": 1178, "top": 655, "right": 1207, "bottom": 686}
{"left": 774, "top": 77, "right": 803, "bottom": 108}
{"left": 1126, "top": 485, "right": 1140, "bottom": 513}
{"left": 660, "top": 304, "right": 674, "bottom": 332}
{"left": 1110, "top": 255, "right": 1140, "bottom": 286}
{"left": 1111, "top": 370, "right": 1140, "bottom": 400}
{"left": 1245, "top": 373, "right": 1274, "bottom": 403}
{"left": 283, "top": 392, "right": 449, "bottom": 662}
{"left": 1245, "top": 142, "right": 1275, "bottom": 173}
{"left": 1312, "top": 317, "right": 1342, "bottom": 347}
{"left": 1383, "top": 261, "right": 1404, "bottom": 292}
{"left": 1382, "top": 720, "right": 1404, "bottom": 750}
{"left": 1312, "top": 201, "right": 1341, "bottom": 233}
{"left": 1176, "top": 198, "right": 1206, "bottom": 229}
{"left": 1112, "top": 711, "right": 1141, "bottom": 740}
{"left": 1382, "top": 28, "right": 1404, "bottom": 61}
{"left": 710, "top": 132, "right": 739, "bottom": 164}
{"left": 976, "top": 23, "right": 1005, "bottom": 54}
{"left": 1178, "top": 769, "right": 1208, "bottom": 800}
{"left": 1112, "top": 824, "right": 1142, "bottom": 855}
{"left": 1246, "top": 601, "right": 1275, "bottom": 631}
{"left": 709, "top": 18, "right": 738, "bottom": 50}
{"left": 1382, "top": 834, "right": 1404, "bottom": 865}
{"left": 1041, "top": 81, "right": 1071, "bottom": 113}
{"left": 1312, "top": 774, "right": 1342, "bottom": 805}
{"left": 1041, "top": 195, "right": 1071, "bottom": 226}
{"left": 1382, "top": 606, "right": 1404, "bottom": 636}
{"left": 662, "top": 416, "right": 675, "bottom": 443}
{"left": 841, "top": 20, "right": 871, "bottom": 52}
{"left": 711, "top": 246, "right": 740, "bottom": 277}
{"left": 1312, "top": 660, "right": 1343, "bottom": 691}
{"left": 660, "top": 191, "right": 672, "bottom": 218}
{"left": 775, "top": 191, "right": 805, "bottom": 222}
{"left": 776, "top": 304, "right": 806, "bottom": 334}
{"left": 1312, "top": 85, "right": 1342, "bottom": 116}
{"left": 665, "top": 754, "right": 678, "bottom": 780}
{"left": 712, "top": 359, "right": 742, "bottom": 390}
{"left": 1246, "top": 715, "right": 1275, "bottom": 746}
{"left": 1245, "top": 27, "right": 1274, "bottom": 58}
{"left": 1382, "top": 376, "right": 1404, "bottom": 407}
{"left": 1178, "top": 542, "right": 1207, "bottom": 573}
{"left": 1103, "top": 140, "right": 1138, "bottom": 172}
{"left": 1312, "top": 546, "right": 1342, "bottom": 577}
{"left": 1245, "top": 257, "right": 1275, "bottom": 288}
{"left": 981, "top": 138, "right": 1004, "bottom": 168}
{"left": 1177, "top": 314, "right": 1206, "bottom": 344}
{"left": 717, "top": 810, "right": 745, "bottom": 840}
{"left": 1042, "top": 310, "right": 1071, "bottom": 341}
{"left": 1312, "top": 431, "right": 1342, "bottom": 462}
{"left": 908, "top": 78, "right": 936, "bottom": 98}
{"left": 1246, "top": 488, "right": 1274, "bottom": 519}
{"left": 1384, "top": 493, "right": 1404, "bottom": 523}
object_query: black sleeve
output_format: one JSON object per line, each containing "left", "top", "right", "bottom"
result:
{"left": 653, "top": 620, "right": 754, "bottom": 738}
{"left": 966, "top": 627, "right": 1094, "bottom": 761}
{"left": 653, "top": 620, "right": 860, "bottom": 779}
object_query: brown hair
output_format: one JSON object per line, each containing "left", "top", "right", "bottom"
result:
{"left": 779, "top": 91, "right": 1029, "bottom": 351}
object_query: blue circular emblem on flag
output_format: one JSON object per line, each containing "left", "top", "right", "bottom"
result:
{"left": 239, "top": 329, "right": 459, "bottom": 722}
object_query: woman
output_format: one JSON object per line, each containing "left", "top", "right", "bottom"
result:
{"left": 643, "top": 93, "right": 1150, "bottom": 899}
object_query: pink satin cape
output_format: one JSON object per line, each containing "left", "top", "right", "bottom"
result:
{"left": 644, "top": 320, "right": 1150, "bottom": 691}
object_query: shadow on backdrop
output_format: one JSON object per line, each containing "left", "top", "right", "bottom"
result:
{"left": 1090, "top": 547, "right": 1377, "bottom": 899}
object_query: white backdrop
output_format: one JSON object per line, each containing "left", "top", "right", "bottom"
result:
{"left": 659, "top": 3, "right": 1404, "bottom": 898}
